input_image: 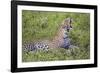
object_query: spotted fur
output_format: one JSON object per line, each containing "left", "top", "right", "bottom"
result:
{"left": 23, "top": 42, "right": 49, "bottom": 52}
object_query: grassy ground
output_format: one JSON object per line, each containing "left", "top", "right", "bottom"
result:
{"left": 22, "top": 10, "right": 90, "bottom": 62}
{"left": 22, "top": 48, "right": 90, "bottom": 62}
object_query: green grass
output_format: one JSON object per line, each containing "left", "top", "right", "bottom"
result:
{"left": 22, "top": 48, "right": 90, "bottom": 62}
{"left": 22, "top": 11, "right": 66, "bottom": 41}
{"left": 22, "top": 10, "right": 90, "bottom": 62}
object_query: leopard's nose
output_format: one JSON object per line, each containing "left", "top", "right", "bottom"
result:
{"left": 70, "top": 25, "right": 72, "bottom": 28}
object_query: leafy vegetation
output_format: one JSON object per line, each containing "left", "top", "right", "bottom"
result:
{"left": 22, "top": 48, "right": 89, "bottom": 62}
{"left": 22, "top": 10, "right": 90, "bottom": 62}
